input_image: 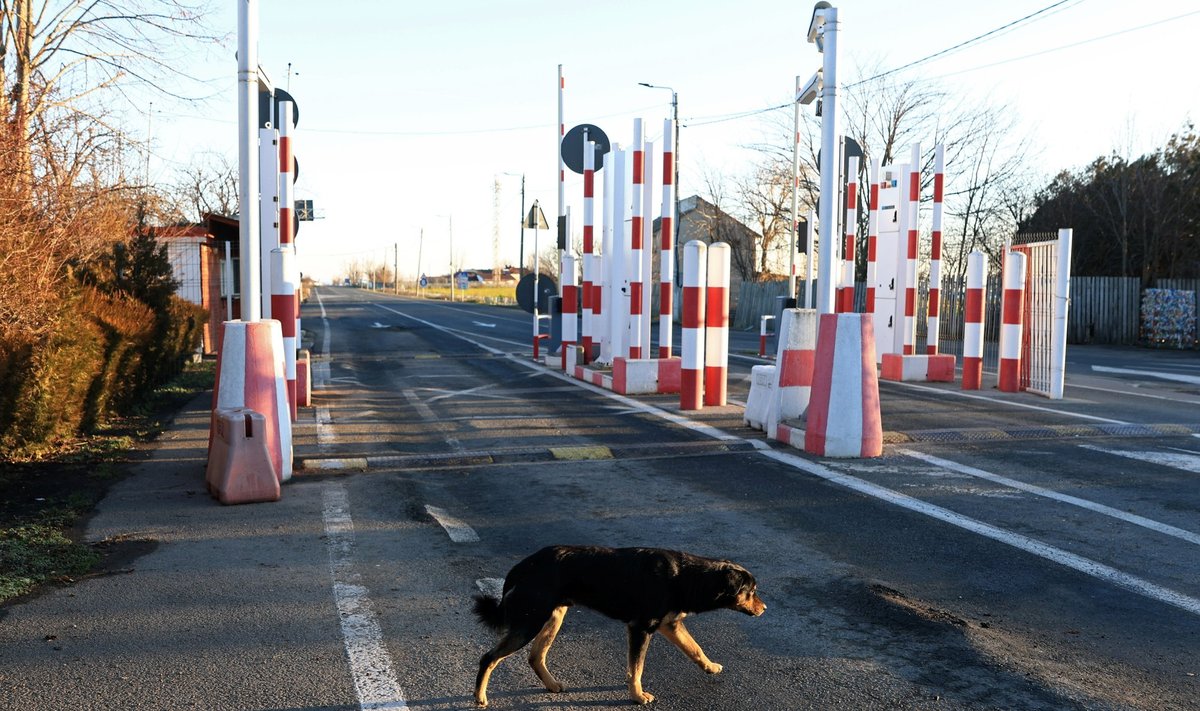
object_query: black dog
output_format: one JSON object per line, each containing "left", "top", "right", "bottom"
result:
{"left": 473, "top": 545, "right": 765, "bottom": 707}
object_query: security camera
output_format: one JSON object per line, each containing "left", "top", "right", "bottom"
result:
{"left": 808, "top": 1, "right": 832, "bottom": 44}
{"left": 797, "top": 70, "right": 822, "bottom": 105}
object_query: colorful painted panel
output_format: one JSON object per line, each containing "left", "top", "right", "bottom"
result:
{"left": 1140, "top": 289, "right": 1197, "bottom": 349}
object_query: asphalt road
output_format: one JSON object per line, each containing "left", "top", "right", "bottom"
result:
{"left": 1, "top": 286, "right": 1196, "bottom": 710}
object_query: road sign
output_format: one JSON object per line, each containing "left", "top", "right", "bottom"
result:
{"left": 419, "top": 275, "right": 428, "bottom": 288}
{"left": 515, "top": 273, "right": 557, "bottom": 314}
{"left": 457, "top": 272, "right": 470, "bottom": 290}
{"left": 561, "top": 123, "right": 611, "bottom": 174}
{"left": 525, "top": 204, "right": 549, "bottom": 230}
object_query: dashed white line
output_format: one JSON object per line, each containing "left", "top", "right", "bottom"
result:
{"left": 425, "top": 505, "right": 481, "bottom": 543}
{"left": 896, "top": 448, "right": 1200, "bottom": 547}
{"left": 322, "top": 484, "right": 409, "bottom": 710}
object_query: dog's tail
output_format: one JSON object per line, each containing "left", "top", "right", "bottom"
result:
{"left": 473, "top": 594, "right": 506, "bottom": 632}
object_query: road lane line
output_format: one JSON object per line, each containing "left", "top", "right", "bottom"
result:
{"left": 401, "top": 389, "right": 464, "bottom": 451}
{"left": 378, "top": 298, "right": 1200, "bottom": 617}
{"left": 425, "top": 505, "right": 481, "bottom": 543}
{"left": 885, "top": 380, "right": 1130, "bottom": 425}
{"left": 322, "top": 484, "right": 409, "bottom": 710}
{"left": 757, "top": 449, "right": 1200, "bottom": 618}
{"left": 1079, "top": 444, "right": 1200, "bottom": 475}
{"left": 895, "top": 449, "right": 1200, "bottom": 546}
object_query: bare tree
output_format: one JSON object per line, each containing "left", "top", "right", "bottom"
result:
{"left": 170, "top": 150, "right": 238, "bottom": 222}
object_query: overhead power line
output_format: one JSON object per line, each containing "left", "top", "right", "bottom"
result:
{"left": 847, "top": 0, "right": 1083, "bottom": 88}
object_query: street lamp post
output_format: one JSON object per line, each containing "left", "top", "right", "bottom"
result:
{"left": 501, "top": 172, "right": 526, "bottom": 274}
{"left": 436, "top": 214, "right": 454, "bottom": 302}
{"left": 806, "top": 2, "right": 840, "bottom": 315}
{"left": 638, "top": 82, "right": 679, "bottom": 282}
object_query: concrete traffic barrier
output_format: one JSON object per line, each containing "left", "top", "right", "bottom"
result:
{"left": 999, "top": 251, "right": 1027, "bottom": 393}
{"left": 206, "top": 408, "right": 281, "bottom": 505}
{"left": 881, "top": 353, "right": 956, "bottom": 382}
{"left": 744, "top": 365, "right": 776, "bottom": 431}
{"left": 210, "top": 320, "right": 293, "bottom": 481}
{"left": 804, "top": 313, "right": 883, "bottom": 458}
{"left": 768, "top": 308, "right": 818, "bottom": 435}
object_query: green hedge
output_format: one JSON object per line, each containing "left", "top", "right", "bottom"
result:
{"left": 0, "top": 287, "right": 208, "bottom": 457}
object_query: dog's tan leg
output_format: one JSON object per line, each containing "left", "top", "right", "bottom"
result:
{"left": 658, "top": 619, "right": 722, "bottom": 674}
{"left": 527, "top": 606, "right": 568, "bottom": 693}
{"left": 476, "top": 630, "right": 533, "bottom": 708}
{"left": 626, "top": 626, "right": 655, "bottom": 705}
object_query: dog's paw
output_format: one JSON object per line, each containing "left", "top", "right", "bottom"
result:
{"left": 475, "top": 698, "right": 488, "bottom": 708}
{"left": 631, "top": 691, "right": 655, "bottom": 705}
{"left": 546, "top": 680, "right": 566, "bottom": 693}
{"left": 703, "top": 662, "right": 723, "bottom": 674}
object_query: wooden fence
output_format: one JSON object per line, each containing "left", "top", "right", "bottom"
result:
{"left": 734, "top": 277, "right": 1199, "bottom": 350}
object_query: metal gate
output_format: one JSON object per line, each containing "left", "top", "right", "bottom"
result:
{"left": 1012, "top": 230, "right": 1072, "bottom": 399}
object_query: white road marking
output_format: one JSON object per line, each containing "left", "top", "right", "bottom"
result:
{"left": 322, "top": 484, "right": 409, "bottom": 710}
{"left": 401, "top": 389, "right": 463, "bottom": 451}
{"left": 895, "top": 449, "right": 1200, "bottom": 546}
{"left": 475, "top": 577, "right": 505, "bottom": 599}
{"left": 757, "top": 449, "right": 1200, "bottom": 618}
{"left": 306, "top": 458, "right": 368, "bottom": 471}
{"left": 886, "top": 380, "right": 1130, "bottom": 425}
{"left": 371, "top": 322, "right": 389, "bottom": 329}
{"left": 375, "top": 298, "right": 1200, "bottom": 618}
{"left": 1078, "top": 444, "right": 1200, "bottom": 475}
{"left": 1091, "top": 365, "right": 1200, "bottom": 386}
{"left": 472, "top": 321, "right": 497, "bottom": 328}
{"left": 316, "top": 406, "right": 336, "bottom": 452}
{"left": 425, "top": 505, "right": 481, "bottom": 543}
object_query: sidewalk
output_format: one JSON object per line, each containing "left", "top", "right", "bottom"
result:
{"left": 0, "top": 393, "right": 357, "bottom": 710}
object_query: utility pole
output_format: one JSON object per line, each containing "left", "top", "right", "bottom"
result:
{"left": 394, "top": 242, "right": 399, "bottom": 294}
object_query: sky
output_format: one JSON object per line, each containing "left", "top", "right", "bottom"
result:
{"left": 142, "top": 0, "right": 1200, "bottom": 284}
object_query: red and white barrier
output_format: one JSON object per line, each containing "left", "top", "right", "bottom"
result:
{"left": 803, "top": 313, "right": 883, "bottom": 458}
{"left": 659, "top": 118, "right": 675, "bottom": 359}
{"left": 680, "top": 240, "right": 707, "bottom": 410}
{"left": 641, "top": 139, "right": 655, "bottom": 352}
{"left": 839, "top": 156, "right": 859, "bottom": 313}
{"left": 903, "top": 143, "right": 920, "bottom": 355}
{"left": 581, "top": 137, "right": 596, "bottom": 362}
{"left": 963, "top": 250, "right": 986, "bottom": 390}
{"left": 865, "top": 159, "right": 880, "bottom": 316}
{"left": 629, "top": 120, "right": 645, "bottom": 360}
{"left": 927, "top": 144, "right": 944, "bottom": 354}
{"left": 210, "top": 320, "right": 293, "bottom": 481}
{"left": 759, "top": 314, "right": 774, "bottom": 357}
{"left": 612, "top": 356, "right": 681, "bottom": 395}
{"left": 704, "top": 242, "right": 730, "bottom": 406}
{"left": 880, "top": 353, "right": 955, "bottom": 382}
{"left": 561, "top": 254, "right": 578, "bottom": 371}
{"left": 296, "top": 349, "right": 311, "bottom": 407}
{"left": 270, "top": 249, "right": 298, "bottom": 421}
{"left": 770, "top": 308, "right": 819, "bottom": 431}
{"left": 206, "top": 408, "right": 281, "bottom": 505}
{"left": 999, "top": 250, "right": 1027, "bottom": 393}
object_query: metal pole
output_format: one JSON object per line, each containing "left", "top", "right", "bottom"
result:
{"left": 815, "top": 6, "right": 839, "bottom": 315}
{"left": 519, "top": 175, "right": 526, "bottom": 273}
{"left": 449, "top": 216, "right": 455, "bottom": 302}
{"left": 789, "top": 75, "right": 801, "bottom": 301}
{"left": 237, "top": 0, "right": 260, "bottom": 321}
{"left": 394, "top": 242, "right": 399, "bottom": 294}
{"left": 417, "top": 228, "right": 424, "bottom": 296}
{"left": 557, "top": 65, "right": 566, "bottom": 275}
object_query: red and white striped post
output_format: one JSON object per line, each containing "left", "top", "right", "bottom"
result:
{"left": 680, "top": 240, "right": 707, "bottom": 410}
{"left": 704, "top": 242, "right": 730, "bottom": 406}
{"left": 581, "top": 137, "right": 596, "bottom": 362}
{"left": 641, "top": 139, "right": 654, "bottom": 352}
{"left": 759, "top": 315, "right": 774, "bottom": 357}
{"left": 275, "top": 101, "right": 298, "bottom": 420}
{"left": 839, "top": 156, "right": 859, "bottom": 313}
{"left": 902, "top": 143, "right": 921, "bottom": 355}
{"left": 629, "top": 119, "right": 645, "bottom": 360}
{"left": 927, "top": 143, "right": 945, "bottom": 354}
{"left": 963, "top": 250, "right": 986, "bottom": 390}
{"left": 659, "top": 118, "right": 675, "bottom": 358}
{"left": 561, "top": 254, "right": 577, "bottom": 370}
{"left": 865, "top": 158, "right": 881, "bottom": 316}
{"left": 999, "top": 250, "right": 1027, "bottom": 393}
{"left": 557, "top": 65, "right": 566, "bottom": 274}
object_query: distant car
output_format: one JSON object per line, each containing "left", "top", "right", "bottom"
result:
{"left": 343, "top": 278, "right": 351, "bottom": 286}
